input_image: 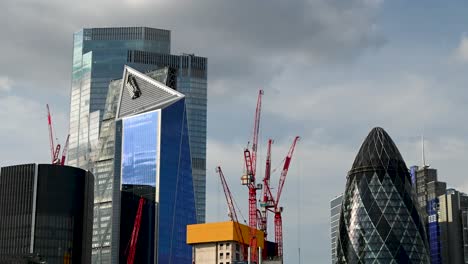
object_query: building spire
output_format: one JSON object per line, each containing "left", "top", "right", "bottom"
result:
{"left": 422, "top": 135, "right": 427, "bottom": 168}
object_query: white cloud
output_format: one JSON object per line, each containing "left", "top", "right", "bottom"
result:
{"left": 455, "top": 34, "right": 468, "bottom": 63}
{"left": 0, "top": 76, "right": 13, "bottom": 92}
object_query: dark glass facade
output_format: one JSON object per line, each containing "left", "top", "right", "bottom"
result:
{"left": 336, "top": 127, "right": 430, "bottom": 263}
{"left": 0, "top": 164, "right": 94, "bottom": 264}
{"left": 116, "top": 98, "right": 196, "bottom": 263}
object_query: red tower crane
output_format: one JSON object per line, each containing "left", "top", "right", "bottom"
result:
{"left": 259, "top": 139, "right": 274, "bottom": 238}
{"left": 216, "top": 166, "right": 247, "bottom": 261}
{"left": 274, "top": 136, "right": 300, "bottom": 257}
{"left": 60, "top": 135, "right": 70, "bottom": 166}
{"left": 127, "top": 197, "right": 145, "bottom": 264}
{"left": 241, "top": 89, "right": 264, "bottom": 262}
{"left": 46, "top": 104, "right": 69, "bottom": 165}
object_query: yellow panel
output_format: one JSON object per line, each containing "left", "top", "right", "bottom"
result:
{"left": 187, "top": 221, "right": 264, "bottom": 248}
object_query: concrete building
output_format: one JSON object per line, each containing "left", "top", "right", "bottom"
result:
{"left": 438, "top": 189, "right": 467, "bottom": 264}
{"left": 0, "top": 164, "right": 94, "bottom": 264}
{"left": 69, "top": 27, "right": 208, "bottom": 263}
{"left": 330, "top": 194, "right": 342, "bottom": 264}
{"left": 187, "top": 221, "right": 264, "bottom": 264}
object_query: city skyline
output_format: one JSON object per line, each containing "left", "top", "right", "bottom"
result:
{"left": 2, "top": 1, "right": 468, "bottom": 263}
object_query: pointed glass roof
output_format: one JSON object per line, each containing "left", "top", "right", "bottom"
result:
{"left": 350, "top": 127, "right": 408, "bottom": 175}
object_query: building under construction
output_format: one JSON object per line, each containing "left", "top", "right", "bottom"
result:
{"left": 187, "top": 90, "right": 299, "bottom": 264}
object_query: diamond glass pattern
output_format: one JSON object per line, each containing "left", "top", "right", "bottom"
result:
{"left": 337, "top": 127, "right": 430, "bottom": 263}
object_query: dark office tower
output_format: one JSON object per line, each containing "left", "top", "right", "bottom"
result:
{"left": 0, "top": 164, "right": 93, "bottom": 264}
{"left": 69, "top": 27, "right": 207, "bottom": 228}
{"left": 330, "top": 194, "right": 343, "bottom": 264}
{"left": 461, "top": 194, "right": 468, "bottom": 264}
{"left": 413, "top": 166, "right": 446, "bottom": 222}
{"left": 336, "top": 127, "right": 430, "bottom": 263}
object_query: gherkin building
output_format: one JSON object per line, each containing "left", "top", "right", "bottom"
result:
{"left": 336, "top": 127, "right": 429, "bottom": 263}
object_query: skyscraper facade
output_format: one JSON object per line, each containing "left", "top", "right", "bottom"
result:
{"left": 427, "top": 198, "right": 442, "bottom": 264}
{"left": 69, "top": 27, "right": 207, "bottom": 262}
{"left": 461, "top": 194, "right": 468, "bottom": 264}
{"left": 330, "top": 194, "right": 343, "bottom": 264}
{"left": 117, "top": 66, "right": 196, "bottom": 263}
{"left": 0, "top": 164, "right": 94, "bottom": 263}
{"left": 438, "top": 189, "right": 467, "bottom": 264}
{"left": 93, "top": 66, "right": 197, "bottom": 263}
{"left": 68, "top": 27, "right": 207, "bottom": 226}
{"left": 336, "top": 127, "right": 430, "bottom": 263}
{"left": 413, "top": 166, "right": 446, "bottom": 223}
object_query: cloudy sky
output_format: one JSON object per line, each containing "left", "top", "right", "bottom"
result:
{"left": 2, "top": 0, "right": 468, "bottom": 262}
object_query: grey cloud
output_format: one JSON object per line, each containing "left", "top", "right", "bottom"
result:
{"left": 1, "top": 0, "right": 384, "bottom": 95}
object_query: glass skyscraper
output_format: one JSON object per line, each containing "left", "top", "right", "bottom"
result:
{"left": 336, "top": 127, "right": 430, "bottom": 263}
{"left": 95, "top": 66, "right": 196, "bottom": 263}
{"left": 68, "top": 28, "right": 207, "bottom": 262}
{"left": 330, "top": 194, "right": 343, "bottom": 264}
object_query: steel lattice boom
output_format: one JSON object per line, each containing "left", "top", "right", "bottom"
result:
{"left": 127, "top": 197, "right": 144, "bottom": 264}
{"left": 274, "top": 136, "right": 300, "bottom": 256}
{"left": 46, "top": 104, "right": 70, "bottom": 165}
{"left": 216, "top": 166, "right": 247, "bottom": 261}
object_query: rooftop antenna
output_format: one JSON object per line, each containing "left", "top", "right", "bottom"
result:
{"left": 421, "top": 135, "right": 428, "bottom": 168}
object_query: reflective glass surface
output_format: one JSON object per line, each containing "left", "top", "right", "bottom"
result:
{"left": 122, "top": 111, "right": 158, "bottom": 187}
{"left": 337, "top": 128, "right": 429, "bottom": 263}
{"left": 158, "top": 99, "right": 196, "bottom": 263}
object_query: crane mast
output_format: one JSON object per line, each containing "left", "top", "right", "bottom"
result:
{"left": 260, "top": 139, "right": 274, "bottom": 238}
{"left": 47, "top": 104, "right": 58, "bottom": 164}
{"left": 46, "top": 104, "right": 69, "bottom": 165}
{"left": 241, "top": 89, "right": 263, "bottom": 262}
{"left": 274, "top": 136, "right": 300, "bottom": 257}
{"left": 127, "top": 197, "right": 144, "bottom": 264}
{"left": 216, "top": 166, "right": 247, "bottom": 261}
{"left": 61, "top": 135, "right": 70, "bottom": 166}
{"left": 239, "top": 90, "right": 299, "bottom": 261}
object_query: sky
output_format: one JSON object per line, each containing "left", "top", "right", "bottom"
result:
{"left": 2, "top": 0, "right": 468, "bottom": 263}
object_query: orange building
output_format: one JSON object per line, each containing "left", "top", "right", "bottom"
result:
{"left": 187, "top": 221, "right": 264, "bottom": 264}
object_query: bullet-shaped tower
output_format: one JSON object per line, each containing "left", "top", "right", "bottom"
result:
{"left": 336, "top": 127, "right": 429, "bottom": 263}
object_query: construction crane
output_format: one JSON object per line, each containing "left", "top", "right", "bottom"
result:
{"left": 241, "top": 89, "right": 264, "bottom": 262}
{"left": 46, "top": 104, "right": 70, "bottom": 165}
{"left": 274, "top": 136, "right": 300, "bottom": 257}
{"left": 60, "top": 135, "right": 70, "bottom": 166}
{"left": 259, "top": 139, "right": 274, "bottom": 238}
{"left": 216, "top": 166, "right": 247, "bottom": 261}
{"left": 127, "top": 197, "right": 145, "bottom": 264}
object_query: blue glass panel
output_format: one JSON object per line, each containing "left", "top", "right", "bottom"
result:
{"left": 410, "top": 166, "right": 418, "bottom": 186}
{"left": 122, "top": 111, "right": 159, "bottom": 187}
{"left": 427, "top": 198, "right": 442, "bottom": 264}
{"left": 158, "top": 99, "right": 196, "bottom": 264}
